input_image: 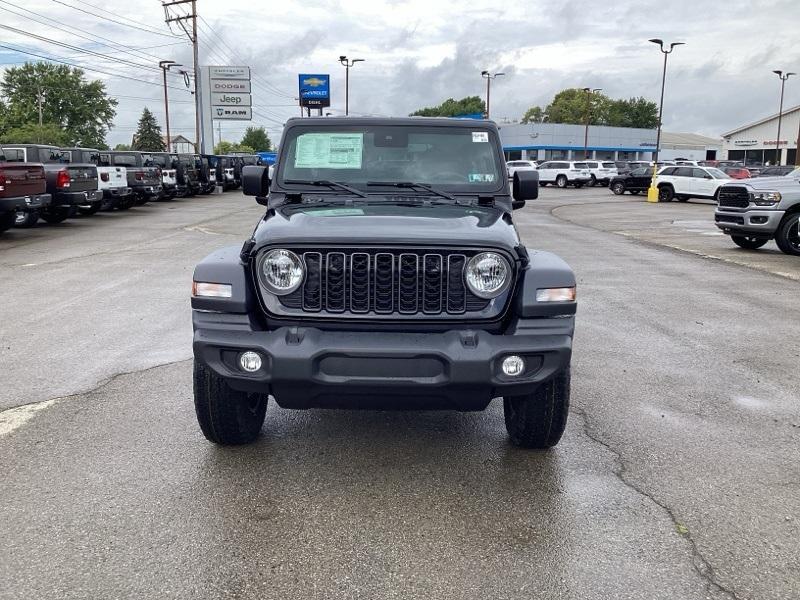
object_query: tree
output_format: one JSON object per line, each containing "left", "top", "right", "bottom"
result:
{"left": 1, "top": 122, "right": 68, "bottom": 145}
{"left": 521, "top": 88, "right": 658, "bottom": 129}
{"left": 214, "top": 140, "right": 255, "bottom": 154}
{"left": 240, "top": 126, "right": 271, "bottom": 151}
{"left": 0, "top": 62, "right": 117, "bottom": 147}
{"left": 410, "top": 96, "right": 486, "bottom": 118}
{"left": 131, "top": 108, "right": 165, "bottom": 152}
{"left": 521, "top": 106, "right": 547, "bottom": 124}
{"left": 113, "top": 143, "right": 132, "bottom": 151}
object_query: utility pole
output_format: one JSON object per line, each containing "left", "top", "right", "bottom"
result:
{"left": 163, "top": 0, "right": 200, "bottom": 151}
{"left": 36, "top": 86, "right": 45, "bottom": 143}
{"left": 772, "top": 70, "right": 795, "bottom": 166}
{"left": 217, "top": 121, "right": 222, "bottom": 151}
{"left": 159, "top": 60, "right": 181, "bottom": 152}
{"left": 481, "top": 71, "right": 505, "bottom": 120}
{"left": 582, "top": 87, "right": 602, "bottom": 159}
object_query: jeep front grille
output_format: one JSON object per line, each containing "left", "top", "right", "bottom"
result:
{"left": 276, "top": 249, "right": 494, "bottom": 316}
{"left": 717, "top": 186, "right": 750, "bottom": 209}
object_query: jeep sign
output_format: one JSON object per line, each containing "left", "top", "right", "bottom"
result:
{"left": 211, "top": 92, "right": 252, "bottom": 106}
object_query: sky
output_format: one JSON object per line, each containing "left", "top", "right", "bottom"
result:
{"left": 0, "top": 0, "right": 799, "bottom": 148}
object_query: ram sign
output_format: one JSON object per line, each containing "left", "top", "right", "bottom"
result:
{"left": 298, "top": 74, "right": 330, "bottom": 108}
{"left": 214, "top": 107, "right": 253, "bottom": 120}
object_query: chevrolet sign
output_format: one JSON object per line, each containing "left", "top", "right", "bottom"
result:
{"left": 298, "top": 73, "right": 330, "bottom": 108}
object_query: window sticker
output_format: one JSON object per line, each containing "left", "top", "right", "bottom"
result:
{"left": 295, "top": 133, "right": 363, "bottom": 169}
{"left": 469, "top": 173, "right": 496, "bottom": 183}
{"left": 472, "top": 131, "right": 489, "bottom": 143}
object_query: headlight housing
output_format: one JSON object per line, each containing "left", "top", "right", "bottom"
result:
{"left": 750, "top": 191, "right": 781, "bottom": 206}
{"left": 465, "top": 252, "right": 511, "bottom": 299}
{"left": 260, "top": 249, "right": 304, "bottom": 295}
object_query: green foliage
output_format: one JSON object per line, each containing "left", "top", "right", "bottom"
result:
{"left": 214, "top": 140, "right": 254, "bottom": 155}
{"left": 240, "top": 126, "right": 271, "bottom": 152}
{"left": 1, "top": 122, "right": 68, "bottom": 145}
{"left": 410, "top": 96, "right": 486, "bottom": 118}
{"left": 113, "top": 143, "right": 132, "bottom": 151}
{"left": 0, "top": 62, "right": 117, "bottom": 147}
{"left": 522, "top": 89, "right": 658, "bottom": 129}
{"left": 131, "top": 107, "right": 165, "bottom": 152}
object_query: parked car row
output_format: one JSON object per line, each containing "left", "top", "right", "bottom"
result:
{"left": 0, "top": 144, "right": 263, "bottom": 233}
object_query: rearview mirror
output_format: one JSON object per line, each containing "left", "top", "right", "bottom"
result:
{"left": 242, "top": 165, "right": 270, "bottom": 204}
{"left": 513, "top": 170, "right": 539, "bottom": 208}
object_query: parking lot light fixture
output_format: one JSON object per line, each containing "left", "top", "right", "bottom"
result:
{"left": 481, "top": 71, "right": 505, "bottom": 119}
{"left": 647, "top": 39, "right": 685, "bottom": 203}
{"left": 772, "top": 70, "right": 795, "bottom": 166}
{"left": 159, "top": 60, "right": 182, "bottom": 151}
{"left": 339, "top": 56, "right": 365, "bottom": 116}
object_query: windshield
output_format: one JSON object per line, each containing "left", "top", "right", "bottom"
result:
{"left": 143, "top": 153, "right": 169, "bottom": 167}
{"left": 707, "top": 167, "right": 729, "bottom": 179}
{"left": 278, "top": 124, "right": 504, "bottom": 192}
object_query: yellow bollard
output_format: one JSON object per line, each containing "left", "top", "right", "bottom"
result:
{"left": 647, "top": 163, "right": 659, "bottom": 202}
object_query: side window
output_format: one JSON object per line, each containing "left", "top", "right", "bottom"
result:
{"left": 660, "top": 167, "right": 676, "bottom": 176}
{"left": 539, "top": 162, "right": 551, "bottom": 169}
{"left": 673, "top": 167, "right": 692, "bottom": 177}
{"left": 98, "top": 153, "right": 111, "bottom": 166}
{"left": 692, "top": 168, "right": 709, "bottom": 178}
{"left": 2, "top": 148, "right": 25, "bottom": 162}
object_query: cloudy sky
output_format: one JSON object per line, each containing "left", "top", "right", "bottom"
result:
{"left": 1, "top": 0, "right": 799, "bottom": 148}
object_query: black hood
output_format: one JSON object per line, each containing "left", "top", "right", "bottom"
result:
{"left": 252, "top": 201, "right": 519, "bottom": 250}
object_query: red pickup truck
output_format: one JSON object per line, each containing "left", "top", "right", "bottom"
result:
{"left": 0, "top": 146, "right": 52, "bottom": 233}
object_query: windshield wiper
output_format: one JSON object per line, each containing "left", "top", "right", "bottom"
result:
{"left": 283, "top": 179, "right": 367, "bottom": 198}
{"left": 366, "top": 181, "right": 456, "bottom": 201}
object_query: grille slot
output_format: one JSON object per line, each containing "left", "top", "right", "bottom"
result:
{"left": 718, "top": 186, "right": 750, "bottom": 209}
{"left": 274, "top": 249, "right": 500, "bottom": 317}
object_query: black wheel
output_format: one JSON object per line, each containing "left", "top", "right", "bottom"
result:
{"left": 503, "top": 367, "right": 570, "bottom": 449}
{"left": 556, "top": 175, "right": 568, "bottom": 188}
{"left": 0, "top": 211, "right": 16, "bottom": 232}
{"left": 611, "top": 182, "right": 625, "bottom": 195}
{"left": 14, "top": 211, "right": 39, "bottom": 228}
{"left": 78, "top": 202, "right": 102, "bottom": 216}
{"left": 588, "top": 175, "right": 597, "bottom": 187}
{"left": 40, "top": 207, "right": 73, "bottom": 224}
{"left": 774, "top": 213, "right": 800, "bottom": 256}
{"left": 193, "top": 361, "right": 268, "bottom": 445}
{"left": 658, "top": 185, "right": 674, "bottom": 202}
{"left": 731, "top": 235, "right": 768, "bottom": 250}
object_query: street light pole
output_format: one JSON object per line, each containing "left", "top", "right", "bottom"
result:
{"left": 481, "top": 71, "right": 505, "bottom": 119}
{"left": 647, "top": 38, "right": 684, "bottom": 203}
{"left": 339, "top": 56, "right": 364, "bottom": 116}
{"left": 582, "top": 87, "right": 602, "bottom": 159}
{"left": 772, "top": 70, "right": 795, "bottom": 166}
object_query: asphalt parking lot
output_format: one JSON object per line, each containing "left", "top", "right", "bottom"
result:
{"left": 1, "top": 188, "right": 798, "bottom": 600}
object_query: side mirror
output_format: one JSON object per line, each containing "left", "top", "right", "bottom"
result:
{"left": 512, "top": 170, "right": 539, "bottom": 208}
{"left": 242, "top": 165, "right": 270, "bottom": 204}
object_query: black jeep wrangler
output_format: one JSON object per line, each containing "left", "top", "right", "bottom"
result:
{"left": 192, "top": 117, "right": 576, "bottom": 448}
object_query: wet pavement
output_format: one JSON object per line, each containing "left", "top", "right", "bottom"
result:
{"left": 1, "top": 188, "right": 798, "bottom": 599}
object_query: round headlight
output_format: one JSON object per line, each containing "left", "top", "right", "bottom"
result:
{"left": 465, "top": 252, "right": 511, "bottom": 299}
{"left": 261, "top": 249, "right": 304, "bottom": 295}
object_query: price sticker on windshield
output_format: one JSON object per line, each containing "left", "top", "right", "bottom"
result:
{"left": 295, "top": 133, "right": 364, "bottom": 169}
{"left": 472, "top": 131, "right": 489, "bottom": 143}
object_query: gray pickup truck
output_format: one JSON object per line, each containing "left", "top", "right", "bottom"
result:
{"left": 715, "top": 167, "right": 800, "bottom": 255}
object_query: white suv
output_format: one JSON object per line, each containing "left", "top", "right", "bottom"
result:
{"left": 655, "top": 165, "right": 731, "bottom": 202}
{"left": 506, "top": 160, "right": 538, "bottom": 178}
{"left": 537, "top": 161, "right": 591, "bottom": 188}
{"left": 583, "top": 160, "right": 618, "bottom": 186}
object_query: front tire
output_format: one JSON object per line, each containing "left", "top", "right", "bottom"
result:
{"left": 774, "top": 213, "right": 800, "bottom": 256}
{"left": 731, "top": 235, "right": 768, "bottom": 250}
{"left": 40, "top": 207, "right": 74, "bottom": 224}
{"left": 0, "top": 211, "right": 16, "bottom": 232}
{"left": 14, "top": 211, "right": 39, "bottom": 228}
{"left": 556, "top": 175, "right": 568, "bottom": 189}
{"left": 658, "top": 185, "right": 674, "bottom": 202}
{"left": 503, "top": 367, "right": 570, "bottom": 449}
{"left": 589, "top": 175, "right": 597, "bottom": 187}
{"left": 611, "top": 182, "right": 625, "bottom": 195}
{"left": 193, "top": 361, "right": 268, "bottom": 445}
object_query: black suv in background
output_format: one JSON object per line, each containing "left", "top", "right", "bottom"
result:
{"left": 108, "top": 151, "right": 162, "bottom": 204}
{"left": 191, "top": 117, "right": 577, "bottom": 449}
{"left": 609, "top": 167, "right": 653, "bottom": 195}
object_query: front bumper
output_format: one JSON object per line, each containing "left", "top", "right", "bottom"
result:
{"left": 0, "top": 193, "right": 52, "bottom": 212}
{"left": 714, "top": 208, "right": 785, "bottom": 236}
{"left": 193, "top": 313, "right": 573, "bottom": 410}
{"left": 53, "top": 189, "right": 103, "bottom": 207}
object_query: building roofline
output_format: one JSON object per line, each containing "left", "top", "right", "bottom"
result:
{"left": 722, "top": 104, "right": 800, "bottom": 138}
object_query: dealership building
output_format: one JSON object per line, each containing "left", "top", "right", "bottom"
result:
{"left": 498, "top": 123, "right": 721, "bottom": 162}
{"left": 721, "top": 104, "right": 799, "bottom": 165}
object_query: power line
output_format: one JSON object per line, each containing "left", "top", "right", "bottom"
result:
{"left": 49, "top": 0, "right": 182, "bottom": 39}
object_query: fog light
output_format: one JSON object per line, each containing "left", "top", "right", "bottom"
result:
{"left": 239, "top": 351, "right": 262, "bottom": 373}
{"left": 501, "top": 355, "right": 525, "bottom": 377}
